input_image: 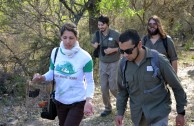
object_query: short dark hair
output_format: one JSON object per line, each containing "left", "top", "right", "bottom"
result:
{"left": 98, "top": 15, "right": 109, "bottom": 25}
{"left": 119, "top": 29, "right": 140, "bottom": 46}
{"left": 60, "top": 23, "right": 78, "bottom": 37}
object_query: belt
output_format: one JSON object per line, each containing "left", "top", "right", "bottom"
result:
{"left": 55, "top": 100, "right": 86, "bottom": 107}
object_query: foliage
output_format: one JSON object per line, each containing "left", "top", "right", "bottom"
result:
{"left": 0, "top": 0, "right": 66, "bottom": 75}
{"left": 99, "top": 0, "right": 143, "bottom": 17}
{"left": 184, "top": 39, "right": 194, "bottom": 51}
{"left": 11, "top": 75, "right": 27, "bottom": 97}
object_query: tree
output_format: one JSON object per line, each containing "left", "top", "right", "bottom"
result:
{"left": 0, "top": 0, "right": 194, "bottom": 96}
{"left": 0, "top": 0, "right": 68, "bottom": 75}
{"left": 59, "top": 0, "right": 100, "bottom": 34}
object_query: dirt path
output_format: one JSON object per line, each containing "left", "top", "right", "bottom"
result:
{"left": 168, "top": 65, "right": 194, "bottom": 126}
{"left": 0, "top": 64, "right": 194, "bottom": 126}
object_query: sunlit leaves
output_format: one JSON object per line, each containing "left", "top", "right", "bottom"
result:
{"left": 99, "top": 0, "right": 143, "bottom": 18}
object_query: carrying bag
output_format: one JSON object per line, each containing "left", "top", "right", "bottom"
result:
{"left": 40, "top": 47, "right": 58, "bottom": 120}
{"left": 93, "top": 31, "right": 100, "bottom": 58}
{"left": 41, "top": 92, "right": 57, "bottom": 120}
{"left": 93, "top": 45, "right": 100, "bottom": 58}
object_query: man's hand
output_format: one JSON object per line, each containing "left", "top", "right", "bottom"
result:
{"left": 176, "top": 114, "right": 185, "bottom": 126}
{"left": 104, "top": 47, "right": 118, "bottom": 55}
{"left": 92, "top": 42, "right": 99, "bottom": 48}
{"left": 115, "top": 115, "right": 124, "bottom": 126}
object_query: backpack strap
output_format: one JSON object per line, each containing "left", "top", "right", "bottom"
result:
{"left": 93, "top": 31, "right": 100, "bottom": 58}
{"left": 150, "top": 49, "right": 163, "bottom": 80}
{"left": 162, "top": 37, "right": 168, "bottom": 52}
{"left": 54, "top": 47, "right": 59, "bottom": 63}
{"left": 119, "top": 57, "right": 128, "bottom": 89}
{"left": 162, "top": 37, "right": 170, "bottom": 59}
{"left": 150, "top": 49, "right": 159, "bottom": 78}
{"left": 143, "top": 35, "right": 148, "bottom": 46}
{"left": 52, "top": 47, "right": 59, "bottom": 91}
{"left": 96, "top": 31, "right": 100, "bottom": 43}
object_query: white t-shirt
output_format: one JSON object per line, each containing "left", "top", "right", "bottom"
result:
{"left": 44, "top": 42, "right": 94, "bottom": 104}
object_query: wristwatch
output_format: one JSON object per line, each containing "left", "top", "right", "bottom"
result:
{"left": 178, "top": 110, "right": 185, "bottom": 116}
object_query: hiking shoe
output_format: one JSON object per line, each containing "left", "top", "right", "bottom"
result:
{"left": 100, "top": 110, "right": 112, "bottom": 117}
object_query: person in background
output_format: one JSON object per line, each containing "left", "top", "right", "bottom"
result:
{"left": 91, "top": 15, "right": 120, "bottom": 117}
{"left": 142, "top": 15, "right": 178, "bottom": 73}
{"left": 32, "top": 22, "right": 95, "bottom": 126}
{"left": 115, "top": 29, "right": 187, "bottom": 126}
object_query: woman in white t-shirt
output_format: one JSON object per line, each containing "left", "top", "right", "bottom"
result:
{"left": 32, "top": 23, "right": 95, "bottom": 126}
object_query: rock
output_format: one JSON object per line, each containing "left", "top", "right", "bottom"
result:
{"left": 189, "top": 47, "right": 194, "bottom": 51}
{"left": 0, "top": 123, "right": 6, "bottom": 126}
{"left": 7, "top": 119, "right": 18, "bottom": 125}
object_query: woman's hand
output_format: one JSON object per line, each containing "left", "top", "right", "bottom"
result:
{"left": 32, "top": 73, "right": 45, "bottom": 83}
{"left": 84, "top": 98, "right": 94, "bottom": 117}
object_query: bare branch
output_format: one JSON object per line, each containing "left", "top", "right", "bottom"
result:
{"left": 59, "top": 0, "right": 94, "bottom": 24}
{"left": 0, "top": 39, "right": 29, "bottom": 75}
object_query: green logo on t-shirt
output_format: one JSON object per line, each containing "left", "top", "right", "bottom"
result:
{"left": 55, "top": 61, "right": 75, "bottom": 75}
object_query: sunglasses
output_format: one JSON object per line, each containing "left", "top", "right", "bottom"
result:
{"left": 148, "top": 23, "right": 157, "bottom": 27}
{"left": 119, "top": 45, "right": 137, "bottom": 55}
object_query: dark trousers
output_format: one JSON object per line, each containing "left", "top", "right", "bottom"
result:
{"left": 55, "top": 100, "right": 85, "bottom": 126}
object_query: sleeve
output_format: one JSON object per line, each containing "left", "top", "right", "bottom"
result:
{"left": 115, "top": 31, "right": 120, "bottom": 43}
{"left": 84, "top": 72, "right": 95, "bottom": 99}
{"left": 116, "top": 61, "right": 129, "bottom": 116}
{"left": 166, "top": 36, "right": 178, "bottom": 61}
{"left": 43, "top": 48, "right": 58, "bottom": 81}
{"left": 84, "top": 59, "right": 95, "bottom": 98}
{"left": 83, "top": 60, "right": 93, "bottom": 72}
{"left": 44, "top": 70, "right": 53, "bottom": 81}
{"left": 159, "top": 55, "right": 187, "bottom": 113}
{"left": 141, "top": 35, "right": 146, "bottom": 45}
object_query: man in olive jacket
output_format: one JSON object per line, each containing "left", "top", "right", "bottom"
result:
{"left": 115, "top": 29, "right": 187, "bottom": 126}
{"left": 91, "top": 15, "right": 120, "bottom": 117}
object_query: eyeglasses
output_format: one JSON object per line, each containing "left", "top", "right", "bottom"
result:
{"left": 119, "top": 45, "right": 137, "bottom": 55}
{"left": 148, "top": 22, "right": 157, "bottom": 27}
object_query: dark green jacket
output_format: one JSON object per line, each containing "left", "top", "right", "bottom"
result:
{"left": 116, "top": 47, "right": 187, "bottom": 125}
{"left": 142, "top": 35, "right": 178, "bottom": 62}
{"left": 91, "top": 29, "right": 120, "bottom": 63}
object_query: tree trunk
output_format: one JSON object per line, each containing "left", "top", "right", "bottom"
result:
{"left": 88, "top": 0, "right": 100, "bottom": 35}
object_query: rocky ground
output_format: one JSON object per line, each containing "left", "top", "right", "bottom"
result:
{"left": 0, "top": 51, "right": 194, "bottom": 126}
